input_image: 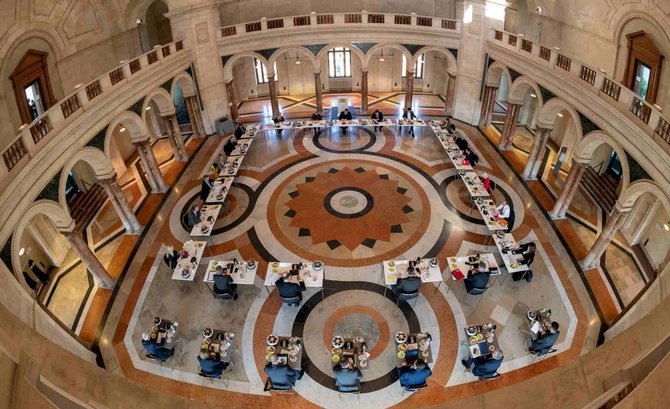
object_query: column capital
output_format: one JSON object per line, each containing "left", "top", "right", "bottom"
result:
{"left": 99, "top": 174, "right": 118, "bottom": 185}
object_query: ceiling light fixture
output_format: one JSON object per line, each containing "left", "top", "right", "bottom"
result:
{"left": 295, "top": 54, "right": 301, "bottom": 65}
{"left": 379, "top": 50, "right": 385, "bottom": 62}
{"left": 664, "top": 223, "right": 670, "bottom": 231}
{"left": 145, "top": 106, "right": 151, "bottom": 111}
{"left": 136, "top": 18, "right": 142, "bottom": 25}
{"left": 18, "top": 248, "right": 25, "bottom": 256}
{"left": 530, "top": 93, "right": 537, "bottom": 98}
{"left": 120, "top": 127, "right": 126, "bottom": 132}
{"left": 557, "top": 113, "right": 564, "bottom": 117}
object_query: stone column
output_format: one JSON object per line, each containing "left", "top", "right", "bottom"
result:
{"left": 169, "top": 115, "right": 189, "bottom": 162}
{"left": 522, "top": 127, "right": 551, "bottom": 179}
{"left": 187, "top": 96, "right": 206, "bottom": 137}
{"left": 267, "top": 73, "right": 280, "bottom": 118}
{"left": 100, "top": 176, "right": 142, "bottom": 234}
{"left": 581, "top": 208, "right": 629, "bottom": 269}
{"left": 314, "top": 71, "right": 323, "bottom": 114}
{"left": 550, "top": 161, "right": 585, "bottom": 219}
{"left": 361, "top": 70, "right": 369, "bottom": 114}
{"left": 630, "top": 200, "right": 661, "bottom": 244}
{"left": 478, "top": 86, "right": 497, "bottom": 127}
{"left": 135, "top": 140, "right": 167, "bottom": 193}
{"left": 485, "top": 87, "right": 497, "bottom": 127}
{"left": 404, "top": 69, "right": 415, "bottom": 109}
{"left": 63, "top": 231, "right": 115, "bottom": 289}
{"left": 162, "top": 116, "right": 182, "bottom": 161}
{"left": 445, "top": 74, "right": 456, "bottom": 116}
{"left": 499, "top": 103, "right": 521, "bottom": 150}
{"left": 225, "top": 80, "right": 239, "bottom": 123}
{"left": 184, "top": 97, "right": 200, "bottom": 138}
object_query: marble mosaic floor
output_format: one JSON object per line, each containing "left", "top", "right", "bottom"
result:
{"left": 95, "top": 119, "right": 601, "bottom": 408}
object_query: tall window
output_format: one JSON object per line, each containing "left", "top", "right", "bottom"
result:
{"left": 254, "top": 58, "right": 277, "bottom": 84}
{"left": 402, "top": 54, "right": 425, "bottom": 78}
{"left": 328, "top": 47, "right": 351, "bottom": 78}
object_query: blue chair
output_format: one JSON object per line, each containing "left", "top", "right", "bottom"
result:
{"left": 396, "top": 290, "right": 419, "bottom": 306}
{"left": 263, "top": 378, "right": 295, "bottom": 394}
{"left": 478, "top": 372, "right": 500, "bottom": 381}
{"left": 280, "top": 295, "right": 302, "bottom": 307}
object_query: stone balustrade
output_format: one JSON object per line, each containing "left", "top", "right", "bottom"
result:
{"left": 0, "top": 40, "right": 186, "bottom": 177}
{"left": 219, "top": 11, "right": 460, "bottom": 39}
{"left": 491, "top": 30, "right": 670, "bottom": 149}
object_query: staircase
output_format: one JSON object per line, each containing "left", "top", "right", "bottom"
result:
{"left": 68, "top": 184, "right": 107, "bottom": 232}
{"left": 581, "top": 167, "right": 619, "bottom": 214}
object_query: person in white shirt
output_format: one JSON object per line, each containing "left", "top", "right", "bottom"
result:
{"left": 495, "top": 201, "right": 510, "bottom": 219}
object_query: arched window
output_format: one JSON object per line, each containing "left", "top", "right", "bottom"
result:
{"left": 328, "top": 47, "right": 351, "bottom": 78}
{"left": 402, "top": 54, "right": 425, "bottom": 78}
{"left": 254, "top": 59, "right": 278, "bottom": 84}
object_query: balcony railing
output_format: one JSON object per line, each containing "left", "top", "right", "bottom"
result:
{"left": 218, "top": 11, "right": 460, "bottom": 40}
{"left": 489, "top": 30, "right": 670, "bottom": 151}
{"left": 0, "top": 40, "right": 188, "bottom": 176}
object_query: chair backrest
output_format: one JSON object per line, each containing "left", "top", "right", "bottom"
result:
{"left": 280, "top": 295, "right": 301, "bottom": 304}
{"left": 479, "top": 372, "right": 500, "bottom": 381}
{"left": 214, "top": 292, "right": 233, "bottom": 300}
{"left": 489, "top": 180, "right": 497, "bottom": 192}
{"left": 467, "top": 286, "right": 487, "bottom": 295}
{"left": 398, "top": 291, "right": 419, "bottom": 302}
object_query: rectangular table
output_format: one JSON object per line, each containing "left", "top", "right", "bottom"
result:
{"left": 229, "top": 138, "right": 253, "bottom": 157}
{"left": 492, "top": 233, "right": 530, "bottom": 274}
{"left": 526, "top": 309, "right": 553, "bottom": 340}
{"left": 446, "top": 253, "right": 500, "bottom": 281}
{"left": 446, "top": 149, "right": 473, "bottom": 171}
{"left": 436, "top": 134, "right": 459, "bottom": 150}
{"left": 396, "top": 332, "right": 433, "bottom": 367}
{"left": 203, "top": 259, "right": 258, "bottom": 285}
{"left": 465, "top": 324, "right": 500, "bottom": 359}
{"left": 474, "top": 199, "right": 508, "bottom": 232}
{"left": 332, "top": 337, "right": 369, "bottom": 370}
{"left": 190, "top": 205, "right": 221, "bottom": 237}
{"left": 149, "top": 319, "right": 176, "bottom": 350}
{"left": 171, "top": 241, "right": 207, "bottom": 281}
{"left": 264, "top": 261, "right": 325, "bottom": 297}
{"left": 240, "top": 124, "right": 262, "bottom": 139}
{"left": 396, "top": 119, "right": 427, "bottom": 127}
{"left": 266, "top": 336, "right": 303, "bottom": 370}
{"left": 382, "top": 258, "right": 443, "bottom": 297}
{"left": 219, "top": 156, "right": 243, "bottom": 177}
{"left": 206, "top": 177, "right": 234, "bottom": 204}
{"left": 460, "top": 171, "right": 489, "bottom": 198}
{"left": 201, "top": 329, "right": 234, "bottom": 363}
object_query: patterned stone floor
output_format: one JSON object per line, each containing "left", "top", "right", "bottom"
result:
{"left": 90, "top": 116, "right": 603, "bottom": 409}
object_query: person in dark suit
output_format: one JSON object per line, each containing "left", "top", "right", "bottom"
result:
{"left": 455, "top": 136, "right": 469, "bottom": 150}
{"left": 311, "top": 111, "right": 322, "bottom": 134}
{"left": 163, "top": 246, "right": 179, "bottom": 269}
{"left": 464, "top": 260, "right": 491, "bottom": 294}
{"left": 264, "top": 357, "right": 302, "bottom": 389}
{"left": 464, "top": 148, "right": 479, "bottom": 167}
{"left": 462, "top": 349, "right": 504, "bottom": 379}
{"left": 223, "top": 138, "right": 237, "bottom": 156}
{"left": 512, "top": 242, "right": 536, "bottom": 266}
{"left": 213, "top": 266, "right": 238, "bottom": 300}
{"left": 371, "top": 109, "right": 384, "bottom": 132}
{"left": 397, "top": 359, "right": 432, "bottom": 390}
{"left": 273, "top": 115, "right": 285, "bottom": 136}
{"left": 333, "top": 360, "right": 362, "bottom": 392}
{"left": 141, "top": 333, "right": 174, "bottom": 362}
{"left": 198, "top": 351, "right": 229, "bottom": 377}
{"left": 338, "top": 108, "right": 352, "bottom": 134}
{"left": 530, "top": 322, "right": 560, "bottom": 355}
{"left": 393, "top": 267, "right": 422, "bottom": 297}
{"left": 275, "top": 276, "right": 306, "bottom": 305}
{"left": 200, "top": 175, "right": 214, "bottom": 202}
{"left": 233, "top": 122, "right": 246, "bottom": 140}
{"left": 28, "top": 259, "right": 49, "bottom": 284}
{"left": 184, "top": 206, "right": 201, "bottom": 229}
{"left": 402, "top": 108, "right": 417, "bottom": 136}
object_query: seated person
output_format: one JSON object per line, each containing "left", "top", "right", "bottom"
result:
{"left": 480, "top": 173, "right": 493, "bottom": 193}
{"left": 455, "top": 136, "right": 468, "bottom": 151}
{"left": 233, "top": 122, "right": 246, "bottom": 140}
{"left": 213, "top": 266, "right": 238, "bottom": 300}
{"left": 163, "top": 246, "right": 180, "bottom": 269}
{"left": 183, "top": 206, "right": 201, "bottom": 229}
{"left": 464, "top": 260, "right": 491, "bottom": 294}
{"left": 393, "top": 266, "right": 422, "bottom": 297}
{"left": 264, "top": 356, "right": 302, "bottom": 389}
{"left": 200, "top": 175, "right": 214, "bottom": 202}
{"left": 530, "top": 322, "right": 560, "bottom": 355}
{"left": 275, "top": 275, "right": 306, "bottom": 305}
{"left": 338, "top": 108, "right": 352, "bottom": 134}
{"left": 223, "top": 138, "right": 237, "bottom": 156}
{"left": 141, "top": 332, "right": 174, "bottom": 362}
{"left": 512, "top": 242, "right": 536, "bottom": 266}
{"left": 464, "top": 148, "right": 479, "bottom": 167}
{"left": 397, "top": 359, "right": 432, "bottom": 390}
{"left": 371, "top": 109, "right": 384, "bottom": 132}
{"left": 494, "top": 200, "right": 511, "bottom": 227}
{"left": 462, "top": 349, "right": 504, "bottom": 379}
{"left": 198, "top": 351, "right": 228, "bottom": 377}
{"left": 448, "top": 123, "right": 456, "bottom": 134}
{"left": 273, "top": 115, "right": 285, "bottom": 135}
{"left": 333, "top": 359, "right": 362, "bottom": 392}
{"left": 311, "top": 110, "right": 323, "bottom": 134}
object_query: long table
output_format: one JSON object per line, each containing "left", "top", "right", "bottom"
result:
{"left": 446, "top": 253, "right": 500, "bottom": 281}
{"left": 382, "top": 258, "right": 443, "bottom": 297}
{"left": 204, "top": 259, "right": 257, "bottom": 285}
{"left": 474, "top": 199, "right": 508, "bottom": 232}
{"left": 205, "top": 177, "right": 234, "bottom": 204}
{"left": 264, "top": 261, "right": 325, "bottom": 298}
{"left": 492, "top": 233, "right": 530, "bottom": 274}
{"left": 171, "top": 241, "right": 207, "bottom": 281}
{"left": 229, "top": 138, "right": 253, "bottom": 157}
{"left": 190, "top": 205, "right": 221, "bottom": 237}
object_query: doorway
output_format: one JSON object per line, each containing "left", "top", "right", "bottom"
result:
{"left": 24, "top": 79, "right": 47, "bottom": 120}
{"left": 10, "top": 49, "right": 57, "bottom": 124}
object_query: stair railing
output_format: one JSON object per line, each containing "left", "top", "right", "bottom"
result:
{"left": 592, "top": 161, "right": 605, "bottom": 174}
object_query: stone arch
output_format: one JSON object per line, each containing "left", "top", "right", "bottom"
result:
{"left": 58, "top": 147, "right": 116, "bottom": 210}
{"left": 223, "top": 52, "right": 269, "bottom": 82}
{"left": 412, "top": 46, "right": 458, "bottom": 76}
{"left": 10, "top": 200, "right": 74, "bottom": 286}
{"left": 485, "top": 62, "right": 512, "bottom": 89}
{"left": 142, "top": 87, "right": 175, "bottom": 122}
{"left": 363, "top": 43, "right": 414, "bottom": 70}
{"left": 508, "top": 76, "right": 544, "bottom": 107}
{"left": 537, "top": 97, "right": 584, "bottom": 137}
{"left": 103, "top": 111, "right": 150, "bottom": 158}
{"left": 171, "top": 72, "right": 197, "bottom": 98}
{"left": 573, "top": 131, "right": 631, "bottom": 194}
{"left": 316, "top": 42, "right": 366, "bottom": 71}
{"left": 268, "top": 46, "right": 319, "bottom": 72}
{"left": 618, "top": 180, "right": 670, "bottom": 214}
{"left": 609, "top": 7, "right": 670, "bottom": 44}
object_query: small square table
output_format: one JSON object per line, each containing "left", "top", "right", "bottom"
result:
{"left": 492, "top": 233, "right": 530, "bottom": 274}
{"left": 265, "top": 336, "right": 303, "bottom": 370}
{"left": 206, "top": 177, "right": 234, "bottom": 204}
{"left": 203, "top": 259, "right": 257, "bottom": 285}
{"left": 382, "top": 258, "right": 443, "bottom": 297}
{"left": 464, "top": 324, "right": 500, "bottom": 359}
{"left": 395, "top": 332, "right": 433, "bottom": 367}
{"left": 331, "top": 337, "right": 370, "bottom": 370}
{"left": 264, "top": 261, "right": 325, "bottom": 298}
{"left": 171, "top": 241, "right": 207, "bottom": 281}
